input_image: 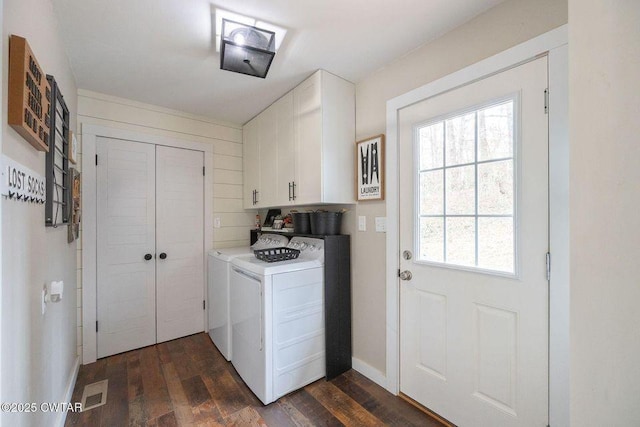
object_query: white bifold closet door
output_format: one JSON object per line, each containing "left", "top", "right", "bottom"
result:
{"left": 96, "top": 137, "right": 204, "bottom": 359}
{"left": 155, "top": 145, "right": 205, "bottom": 343}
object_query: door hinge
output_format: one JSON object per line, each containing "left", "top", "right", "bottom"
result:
{"left": 96, "top": 321, "right": 98, "bottom": 332}
{"left": 95, "top": 154, "right": 98, "bottom": 165}
{"left": 546, "top": 252, "right": 551, "bottom": 281}
{"left": 397, "top": 269, "right": 401, "bottom": 278}
{"left": 544, "top": 88, "right": 549, "bottom": 114}
{"left": 203, "top": 300, "right": 206, "bottom": 310}
{"left": 203, "top": 166, "right": 205, "bottom": 176}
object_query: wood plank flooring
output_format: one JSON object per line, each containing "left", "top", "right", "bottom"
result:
{"left": 66, "top": 333, "right": 445, "bottom": 426}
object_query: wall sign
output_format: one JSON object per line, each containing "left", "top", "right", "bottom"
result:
{"left": 1, "top": 155, "right": 46, "bottom": 204}
{"left": 68, "top": 168, "right": 81, "bottom": 243}
{"left": 356, "top": 134, "right": 385, "bottom": 201}
{"left": 8, "top": 35, "right": 51, "bottom": 152}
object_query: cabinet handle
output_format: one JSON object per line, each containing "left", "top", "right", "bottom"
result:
{"left": 292, "top": 181, "right": 296, "bottom": 201}
{"left": 252, "top": 189, "right": 256, "bottom": 205}
{"left": 288, "top": 182, "right": 292, "bottom": 201}
{"left": 144, "top": 253, "right": 152, "bottom": 261}
{"left": 255, "top": 190, "right": 259, "bottom": 204}
{"left": 159, "top": 253, "right": 167, "bottom": 260}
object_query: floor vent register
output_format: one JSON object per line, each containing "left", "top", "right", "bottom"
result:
{"left": 80, "top": 379, "right": 108, "bottom": 411}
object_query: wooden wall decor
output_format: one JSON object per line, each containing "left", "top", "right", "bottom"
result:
{"left": 8, "top": 35, "right": 51, "bottom": 152}
{"left": 68, "top": 168, "right": 81, "bottom": 243}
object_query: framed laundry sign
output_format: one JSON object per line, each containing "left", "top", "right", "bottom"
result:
{"left": 356, "top": 134, "right": 384, "bottom": 201}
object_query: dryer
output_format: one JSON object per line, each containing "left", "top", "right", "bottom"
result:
{"left": 230, "top": 237, "right": 325, "bottom": 404}
{"left": 207, "top": 233, "right": 290, "bottom": 360}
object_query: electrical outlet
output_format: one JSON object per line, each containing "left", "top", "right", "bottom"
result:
{"left": 375, "top": 217, "right": 387, "bottom": 233}
{"left": 214, "top": 217, "right": 221, "bottom": 228}
{"left": 358, "top": 216, "right": 366, "bottom": 231}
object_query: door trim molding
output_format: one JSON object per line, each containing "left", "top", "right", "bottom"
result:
{"left": 385, "top": 25, "right": 568, "bottom": 426}
{"left": 81, "top": 124, "right": 214, "bottom": 364}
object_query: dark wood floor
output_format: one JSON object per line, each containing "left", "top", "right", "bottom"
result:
{"left": 65, "top": 333, "right": 444, "bottom": 426}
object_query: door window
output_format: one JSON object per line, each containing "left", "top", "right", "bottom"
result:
{"left": 416, "top": 98, "right": 516, "bottom": 274}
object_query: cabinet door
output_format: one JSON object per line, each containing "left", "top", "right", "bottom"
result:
{"left": 243, "top": 117, "right": 260, "bottom": 209}
{"left": 275, "top": 92, "right": 295, "bottom": 206}
{"left": 258, "top": 104, "right": 278, "bottom": 207}
{"left": 294, "top": 72, "right": 323, "bottom": 204}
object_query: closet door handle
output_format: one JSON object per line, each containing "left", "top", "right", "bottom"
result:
{"left": 159, "top": 253, "right": 167, "bottom": 260}
{"left": 144, "top": 253, "right": 153, "bottom": 261}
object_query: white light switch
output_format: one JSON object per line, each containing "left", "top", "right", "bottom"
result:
{"left": 214, "top": 217, "right": 221, "bottom": 228}
{"left": 358, "top": 216, "right": 367, "bottom": 231}
{"left": 375, "top": 217, "right": 387, "bottom": 233}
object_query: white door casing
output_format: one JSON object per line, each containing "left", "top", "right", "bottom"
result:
{"left": 96, "top": 137, "right": 157, "bottom": 358}
{"left": 156, "top": 145, "right": 205, "bottom": 342}
{"left": 398, "top": 57, "right": 548, "bottom": 426}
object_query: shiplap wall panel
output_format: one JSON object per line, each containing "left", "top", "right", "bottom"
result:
{"left": 213, "top": 169, "right": 243, "bottom": 185}
{"left": 213, "top": 184, "right": 243, "bottom": 199}
{"left": 214, "top": 198, "right": 245, "bottom": 213}
{"left": 213, "top": 155, "right": 242, "bottom": 171}
{"left": 78, "top": 91, "right": 242, "bottom": 143}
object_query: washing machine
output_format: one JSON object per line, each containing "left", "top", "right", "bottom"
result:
{"left": 230, "top": 237, "right": 325, "bottom": 404}
{"left": 207, "top": 233, "right": 290, "bottom": 360}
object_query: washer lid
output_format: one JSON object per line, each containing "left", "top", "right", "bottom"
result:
{"left": 231, "top": 254, "right": 322, "bottom": 276}
{"left": 208, "top": 246, "right": 252, "bottom": 261}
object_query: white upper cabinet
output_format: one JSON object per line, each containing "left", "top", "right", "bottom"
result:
{"left": 275, "top": 92, "right": 295, "bottom": 206}
{"left": 242, "top": 70, "right": 355, "bottom": 209}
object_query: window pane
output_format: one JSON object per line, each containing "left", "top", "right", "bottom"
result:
{"left": 478, "top": 217, "right": 514, "bottom": 273}
{"left": 446, "top": 217, "right": 475, "bottom": 266}
{"left": 478, "top": 160, "right": 513, "bottom": 215}
{"left": 420, "top": 122, "right": 444, "bottom": 170}
{"left": 478, "top": 101, "right": 513, "bottom": 161}
{"left": 445, "top": 165, "right": 475, "bottom": 215}
{"left": 419, "top": 217, "right": 444, "bottom": 262}
{"left": 445, "top": 112, "right": 475, "bottom": 166}
{"left": 420, "top": 170, "right": 443, "bottom": 215}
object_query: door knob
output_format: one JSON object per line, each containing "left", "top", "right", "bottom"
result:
{"left": 159, "top": 253, "right": 167, "bottom": 260}
{"left": 144, "top": 253, "right": 153, "bottom": 261}
{"left": 399, "top": 270, "right": 412, "bottom": 281}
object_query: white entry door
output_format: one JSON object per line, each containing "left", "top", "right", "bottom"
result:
{"left": 399, "top": 57, "right": 549, "bottom": 426}
{"left": 97, "top": 139, "right": 205, "bottom": 358}
{"left": 96, "top": 137, "right": 156, "bottom": 358}
{"left": 156, "top": 146, "right": 205, "bottom": 343}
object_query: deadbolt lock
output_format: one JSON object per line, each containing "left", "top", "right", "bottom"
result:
{"left": 403, "top": 250, "right": 412, "bottom": 260}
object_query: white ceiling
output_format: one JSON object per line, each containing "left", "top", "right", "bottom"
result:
{"left": 52, "top": 0, "right": 504, "bottom": 124}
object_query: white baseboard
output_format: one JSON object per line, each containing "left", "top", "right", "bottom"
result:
{"left": 55, "top": 356, "right": 80, "bottom": 427}
{"left": 351, "top": 357, "right": 388, "bottom": 390}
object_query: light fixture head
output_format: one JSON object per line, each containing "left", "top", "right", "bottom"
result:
{"left": 220, "top": 18, "right": 276, "bottom": 78}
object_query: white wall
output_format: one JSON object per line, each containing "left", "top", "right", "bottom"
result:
{"left": 352, "top": 0, "right": 568, "bottom": 374}
{"left": 1, "top": 0, "right": 78, "bottom": 425}
{"left": 76, "top": 90, "right": 246, "bottom": 358}
{"left": 569, "top": 1, "right": 640, "bottom": 425}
